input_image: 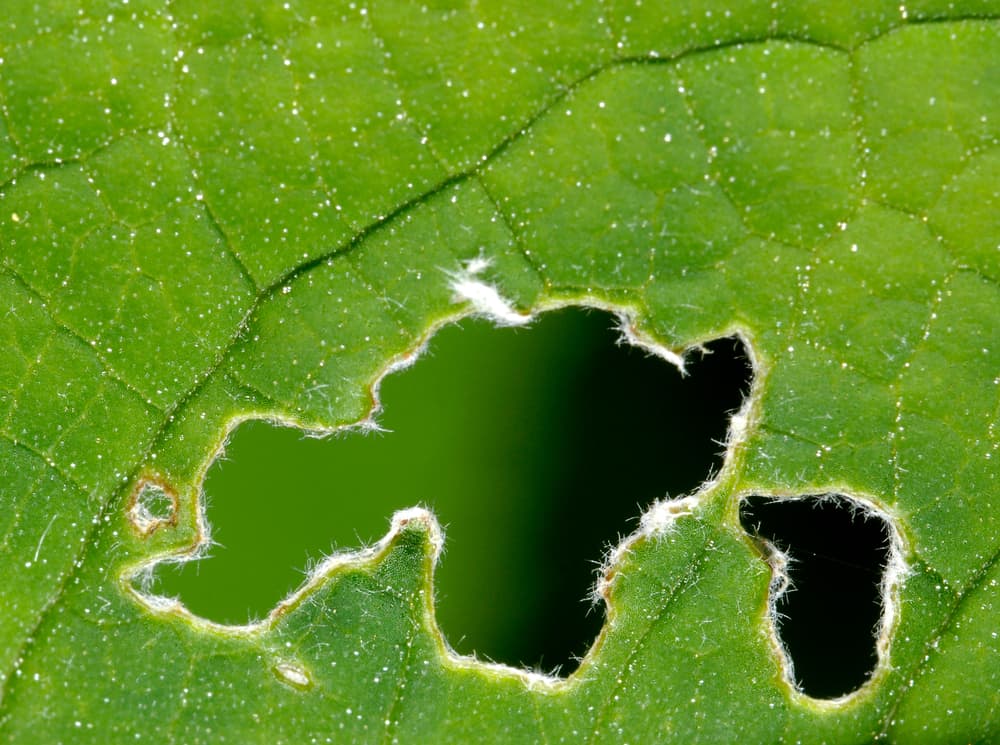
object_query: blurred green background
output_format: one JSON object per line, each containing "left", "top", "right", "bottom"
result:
{"left": 158, "top": 308, "right": 750, "bottom": 672}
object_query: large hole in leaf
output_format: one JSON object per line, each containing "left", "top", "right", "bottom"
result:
{"left": 156, "top": 308, "right": 751, "bottom": 673}
{"left": 739, "top": 495, "right": 892, "bottom": 699}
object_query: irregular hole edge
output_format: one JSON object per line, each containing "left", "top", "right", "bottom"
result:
{"left": 119, "top": 290, "right": 762, "bottom": 691}
{"left": 736, "top": 490, "right": 911, "bottom": 708}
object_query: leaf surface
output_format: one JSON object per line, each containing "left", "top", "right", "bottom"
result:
{"left": 0, "top": 1, "right": 997, "bottom": 742}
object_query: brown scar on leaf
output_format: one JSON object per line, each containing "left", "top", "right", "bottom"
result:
{"left": 127, "top": 475, "right": 179, "bottom": 537}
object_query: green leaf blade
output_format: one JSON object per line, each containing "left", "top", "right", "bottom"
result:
{"left": 0, "top": 2, "right": 997, "bottom": 742}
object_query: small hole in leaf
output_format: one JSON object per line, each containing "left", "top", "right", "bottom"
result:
{"left": 128, "top": 479, "right": 177, "bottom": 536}
{"left": 739, "top": 495, "right": 892, "bottom": 699}
{"left": 156, "top": 308, "right": 751, "bottom": 674}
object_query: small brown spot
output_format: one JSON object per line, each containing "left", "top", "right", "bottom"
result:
{"left": 127, "top": 476, "right": 179, "bottom": 537}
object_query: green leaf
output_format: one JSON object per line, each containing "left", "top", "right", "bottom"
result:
{"left": 1, "top": 1, "right": 997, "bottom": 742}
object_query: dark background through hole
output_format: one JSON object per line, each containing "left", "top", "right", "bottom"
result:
{"left": 536, "top": 328, "right": 752, "bottom": 668}
{"left": 739, "top": 496, "right": 892, "bottom": 699}
{"left": 158, "top": 308, "right": 752, "bottom": 673}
